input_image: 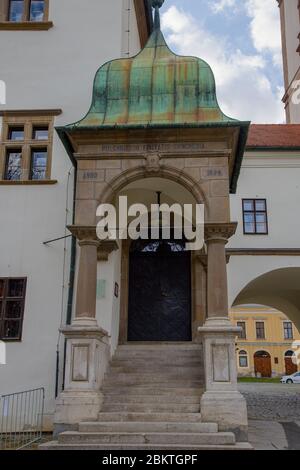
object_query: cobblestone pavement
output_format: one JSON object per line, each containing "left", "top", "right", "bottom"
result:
{"left": 238, "top": 383, "right": 300, "bottom": 420}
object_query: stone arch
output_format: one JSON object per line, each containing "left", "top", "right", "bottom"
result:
{"left": 96, "top": 164, "right": 209, "bottom": 213}
{"left": 232, "top": 267, "right": 300, "bottom": 331}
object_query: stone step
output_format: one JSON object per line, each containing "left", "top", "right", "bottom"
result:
{"left": 97, "top": 412, "right": 203, "bottom": 423}
{"left": 113, "top": 353, "right": 203, "bottom": 360}
{"left": 117, "top": 343, "right": 202, "bottom": 351}
{"left": 79, "top": 421, "right": 218, "bottom": 433}
{"left": 101, "top": 386, "right": 203, "bottom": 396}
{"left": 106, "top": 372, "right": 203, "bottom": 381}
{"left": 103, "top": 394, "right": 200, "bottom": 404}
{"left": 40, "top": 441, "right": 253, "bottom": 451}
{"left": 109, "top": 366, "right": 203, "bottom": 374}
{"left": 104, "top": 376, "right": 203, "bottom": 386}
{"left": 58, "top": 431, "right": 236, "bottom": 446}
{"left": 114, "top": 349, "right": 202, "bottom": 358}
{"left": 101, "top": 403, "right": 200, "bottom": 413}
{"left": 110, "top": 354, "right": 203, "bottom": 367}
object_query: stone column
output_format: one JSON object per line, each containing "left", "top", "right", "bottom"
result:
{"left": 198, "top": 223, "right": 249, "bottom": 443}
{"left": 54, "top": 226, "right": 110, "bottom": 435}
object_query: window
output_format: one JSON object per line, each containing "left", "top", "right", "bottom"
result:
{"left": 8, "top": 126, "right": 24, "bottom": 141}
{"left": 0, "top": 112, "right": 57, "bottom": 183}
{"left": 5, "top": 149, "right": 22, "bottom": 180}
{"left": 256, "top": 321, "right": 265, "bottom": 340}
{"left": 239, "top": 350, "right": 248, "bottom": 368}
{"left": 283, "top": 321, "right": 293, "bottom": 340}
{"left": 0, "top": 278, "right": 27, "bottom": 341}
{"left": 242, "top": 199, "right": 268, "bottom": 235}
{"left": 30, "top": 148, "right": 47, "bottom": 180}
{"left": 29, "top": 0, "right": 44, "bottom": 21}
{"left": 237, "top": 321, "right": 247, "bottom": 339}
{"left": 8, "top": 0, "right": 45, "bottom": 21}
{"left": 32, "top": 125, "right": 48, "bottom": 140}
{"left": 0, "top": 0, "right": 51, "bottom": 30}
{"left": 8, "top": 0, "right": 24, "bottom": 22}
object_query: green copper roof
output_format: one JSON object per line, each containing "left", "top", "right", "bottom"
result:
{"left": 67, "top": 11, "right": 237, "bottom": 129}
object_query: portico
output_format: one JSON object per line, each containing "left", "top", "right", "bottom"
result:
{"left": 52, "top": 0, "right": 251, "bottom": 447}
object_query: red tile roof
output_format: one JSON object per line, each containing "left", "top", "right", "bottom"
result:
{"left": 247, "top": 124, "right": 300, "bottom": 148}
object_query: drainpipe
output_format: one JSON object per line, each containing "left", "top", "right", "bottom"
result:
{"left": 62, "top": 165, "right": 77, "bottom": 392}
{"left": 55, "top": 164, "right": 77, "bottom": 396}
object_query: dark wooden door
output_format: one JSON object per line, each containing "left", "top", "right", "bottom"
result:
{"left": 254, "top": 355, "right": 272, "bottom": 378}
{"left": 128, "top": 240, "right": 191, "bottom": 342}
{"left": 285, "top": 357, "right": 297, "bottom": 375}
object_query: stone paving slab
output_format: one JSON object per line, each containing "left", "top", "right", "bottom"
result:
{"left": 238, "top": 383, "right": 300, "bottom": 421}
{"left": 248, "top": 420, "right": 288, "bottom": 450}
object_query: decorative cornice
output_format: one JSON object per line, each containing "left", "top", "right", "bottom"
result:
{"left": 67, "top": 226, "right": 120, "bottom": 257}
{"left": 0, "top": 109, "right": 62, "bottom": 117}
{"left": 205, "top": 223, "right": 237, "bottom": 242}
{"left": 67, "top": 225, "right": 99, "bottom": 244}
{"left": 227, "top": 248, "right": 300, "bottom": 256}
{"left": 0, "top": 180, "right": 57, "bottom": 186}
{"left": 0, "top": 21, "right": 53, "bottom": 31}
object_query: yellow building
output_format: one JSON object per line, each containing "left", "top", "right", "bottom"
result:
{"left": 230, "top": 306, "right": 300, "bottom": 378}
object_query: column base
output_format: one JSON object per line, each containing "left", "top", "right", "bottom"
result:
{"left": 53, "top": 390, "right": 103, "bottom": 437}
{"left": 201, "top": 390, "right": 248, "bottom": 442}
{"left": 198, "top": 317, "right": 249, "bottom": 442}
{"left": 53, "top": 322, "right": 110, "bottom": 436}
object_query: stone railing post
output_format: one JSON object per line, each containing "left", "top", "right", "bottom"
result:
{"left": 198, "top": 223, "right": 249, "bottom": 442}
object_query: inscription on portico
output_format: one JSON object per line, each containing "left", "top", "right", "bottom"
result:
{"left": 89, "top": 141, "right": 227, "bottom": 155}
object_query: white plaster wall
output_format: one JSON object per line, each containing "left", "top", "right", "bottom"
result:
{"left": 229, "top": 152, "right": 300, "bottom": 249}
{"left": 0, "top": 0, "right": 142, "bottom": 418}
{"left": 288, "top": 99, "right": 300, "bottom": 124}
{"left": 228, "top": 150, "right": 300, "bottom": 307}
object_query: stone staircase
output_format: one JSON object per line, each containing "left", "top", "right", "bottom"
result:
{"left": 41, "top": 344, "right": 251, "bottom": 450}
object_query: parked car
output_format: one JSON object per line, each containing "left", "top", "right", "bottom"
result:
{"left": 281, "top": 372, "right": 300, "bottom": 384}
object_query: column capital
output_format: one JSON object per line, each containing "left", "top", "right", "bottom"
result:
{"left": 67, "top": 225, "right": 99, "bottom": 246}
{"left": 205, "top": 223, "right": 237, "bottom": 243}
{"left": 97, "top": 240, "right": 119, "bottom": 261}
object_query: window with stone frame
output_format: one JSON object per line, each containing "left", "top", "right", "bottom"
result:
{"left": 0, "top": 278, "right": 27, "bottom": 341}
{"left": 283, "top": 321, "right": 293, "bottom": 340}
{"left": 256, "top": 321, "right": 266, "bottom": 340}
{"left": 0, "top": 0, "right": 52, "bottom": 30}
{"left": 0, "top": 112, "right": 57, "bottom": 183}
{"left": 242, "top": 199, "right": 268, "bottom": 235}
{"left": 238, "top": 350, "right": 248, "bottom": 368}
{"left": 237, "top": 321, "right": 247, "bottom": 339}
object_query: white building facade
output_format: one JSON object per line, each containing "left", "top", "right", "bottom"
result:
{"left": 278, "top": 0, "right": 300, "bottom": 123}
{"left": 0, "top": 0, "right": 299, "bottom": 450}
{"left": 0, "top": 0, "right": 151, "bottom": 428}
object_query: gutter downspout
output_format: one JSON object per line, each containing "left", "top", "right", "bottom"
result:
{"left": 61, "top": 164, "right": 77, "bottom": 392}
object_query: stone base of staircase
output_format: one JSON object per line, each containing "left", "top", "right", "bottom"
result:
{"left": 41, "top": 344, "right": 252, "bottom": 450}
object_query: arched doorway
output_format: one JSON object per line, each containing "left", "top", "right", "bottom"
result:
{"left": 284, "top": 350, "right": 298, "bottom": 375}
{"left": 127, "top": 238, "right": 192, "bottom": 342}
{"left": 254, "top": 350, "right": 272, "bottom": 378}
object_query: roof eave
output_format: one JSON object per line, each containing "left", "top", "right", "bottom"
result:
{"left": 246, "top": 145, "right": 300, "bottom": 151}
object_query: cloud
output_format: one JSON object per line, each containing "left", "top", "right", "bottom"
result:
{"left": 210, "top": 0, "right": 237, "bottom": 14}
{"left": 161, "top": 5, "right": 285, "bottom": 123}
{"left": 245, "top": 0, "right": 282, "bottom": 67}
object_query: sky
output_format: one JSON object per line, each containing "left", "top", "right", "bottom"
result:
{"left": 159, "top": 0, "right": 285, "bottom": 123}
